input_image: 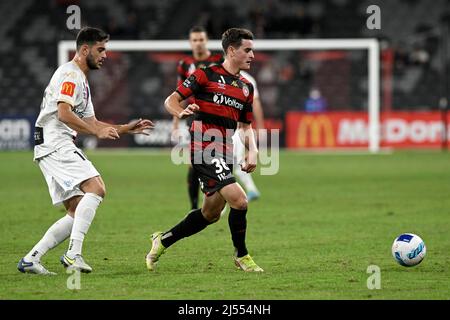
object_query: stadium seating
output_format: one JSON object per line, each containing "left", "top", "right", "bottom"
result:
{"left": 0, "top": 0, "right": 448, "bottom": 119}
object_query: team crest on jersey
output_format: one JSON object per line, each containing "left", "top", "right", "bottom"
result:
{"left": 242, "top": 84, "right": 249, "bottom": 97}
{"left": 183, "top": 74, "right": 196, "bottom": 88}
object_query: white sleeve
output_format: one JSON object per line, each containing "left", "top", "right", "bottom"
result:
{"left": 56, "top": 71, "right": 82, "bottom": 107}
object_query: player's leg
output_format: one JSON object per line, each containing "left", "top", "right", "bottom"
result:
{"left": 145, "top": 192, "right": 225, "bottom": 271}
{"left": 186, "top": 116, "right": 200, "bottom": 210}
{"left": 219, "top": 183, "right": 263, "bottom": 272}
{"left": 18, "top": 199, "right": 78, "bottom": 275}
{"left": 22, "top": 195, "right": 80, "bottom": 261}
{"left": 61, "top": 176, "right": 104, "bottom": 273}
{"left": 145, "top": 165, "right": 227, "bottom": 272}
{"left": 232, "top": 133, "right": 260, "bottom": 201}
{"left": 187, "top": 164, "right": 200, "bottom": 210}
{"left": 201, "top": 190, "right": 227, "bottom": 222}
{"left": 219, "top": 183, "right": 248, "bottom": 258}
{"left": 18, "top": 159, "right": 84, "bottom": 275}
{"left": 162, "top": 191, "right": 224, "bottom": 247}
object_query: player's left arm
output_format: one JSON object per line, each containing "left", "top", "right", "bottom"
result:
{"left": 237, "top": 82, "right": 258, "bottom": 173}
{"left": 252, "top": 96, "right": 265, "bottom": 131}
{"left": 237, "top": 121, "right": 258, "bottom": 173}
{"left": 84, "top": 117, "right": 154, "bottom": 136}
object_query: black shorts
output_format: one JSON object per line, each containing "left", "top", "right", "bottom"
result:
{"left": 191, "top": 151, "right": 236, "bottom": 196}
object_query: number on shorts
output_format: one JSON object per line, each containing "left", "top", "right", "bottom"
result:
{"left": 211, "top": 158, "right": 230, "bottom": 174}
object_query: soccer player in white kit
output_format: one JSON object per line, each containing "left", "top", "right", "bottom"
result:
{"left": 233, "top": 70, "right": 264, "bottom": 201}
{"left": 18, "top": 27, "right": 153, "bottom": 275}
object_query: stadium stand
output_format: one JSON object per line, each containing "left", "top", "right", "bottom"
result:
{"left": 0, "top": 0, "right": 448, "bottom": 120}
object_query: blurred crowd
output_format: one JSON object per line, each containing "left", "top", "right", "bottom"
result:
{"left": 0, "top": 0, "right": 448, "bottom": 121}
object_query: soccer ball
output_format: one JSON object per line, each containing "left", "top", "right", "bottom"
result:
{"left": 391, "top": 233, "right": 426, "bottom": 267}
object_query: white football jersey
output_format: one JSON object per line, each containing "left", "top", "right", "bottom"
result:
{"left": 240, "top": 70, "right": 259, "bottom": 99}
{"left": 34, "top": 61, "right": 95, "bottom": 160}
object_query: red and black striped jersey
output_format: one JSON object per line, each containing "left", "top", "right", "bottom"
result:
{"left": 176, "top": 64, "right": 254, "bottom": 152}
{"left": 176, "top": 53, "right": 224, "bottom": 87}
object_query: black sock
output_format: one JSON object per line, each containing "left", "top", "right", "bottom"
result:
{"left": 161, "top": 209, "right": 211, "bottom": 248}
{"left": 187, "top": 166, "right": 200, "bottom": 210}
{"left": 228, "top": 207, "right": 248, "bottom": 257}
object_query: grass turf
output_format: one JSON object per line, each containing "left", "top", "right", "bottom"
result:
{"left": 0, "top": 149, "right": 449, "bottom": 299}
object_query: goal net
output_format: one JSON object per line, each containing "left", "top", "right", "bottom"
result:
{"left": 58, "top": 39, "right": 380, "bottom": 152}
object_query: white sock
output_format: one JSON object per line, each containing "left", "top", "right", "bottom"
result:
{"left": 234, "top": 167, "right": 258, "bottom": 193}
{"left": 66, "top": 193, "right": 102, "bottom": 258}
{"left": 24, "top": 214, "right": 74, "bottom": 262}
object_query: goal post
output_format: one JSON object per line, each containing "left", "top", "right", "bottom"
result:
{"left": 58, "top": 39, "right": 380, "bottom": 152}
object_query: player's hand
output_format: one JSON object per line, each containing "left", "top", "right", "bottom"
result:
{"left": 125, "top": 118, "right": 155, "bottom": 135}
{"left": 97, "top": 127, "right": 120, "bottom": 140}
{"left": 240, "top": 150, "right": 258, "bottom": 173}
{"left": 179, "top": 104, "right": 199, "bottom": 119}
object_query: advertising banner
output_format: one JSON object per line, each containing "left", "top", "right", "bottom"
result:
{"left": 0, "top": 117, "right": 35, "bottom": 150}
{"left": 286, "top": 111, "right": 450, "bottom": 149}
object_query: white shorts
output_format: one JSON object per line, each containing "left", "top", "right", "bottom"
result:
{"left": 37, "top": 145, "right": 100, "bottom": 206}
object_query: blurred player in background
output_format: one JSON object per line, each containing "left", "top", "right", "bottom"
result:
{"left": 172, "top": 26, "right": 223, "bottom": 210}
{"left": 18, "top": 27, "right": 153, "bottom": 275}
{"left": 233, "top": 70, "right": 264, "bottom": 201}
{"left": 147, "top": 28, "right": 263, "bottom": 272}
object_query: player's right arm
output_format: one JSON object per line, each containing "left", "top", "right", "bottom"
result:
{"left": 172, "top": 60, "right": 188, "bottom": 130}
{"left": 57, "top": 102, "right": 119, "bottom": 139}
{"left": 165, "top": 68, "right": 208, "bottom": 119}
{"left": 165, "top": 92, "right": 199, "bottom": 119}
{"left": 56, "top": 75, "right": 119, "bottom": 139}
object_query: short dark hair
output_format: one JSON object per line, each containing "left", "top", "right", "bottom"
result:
{"left": 221, "top": 28, "right": 254, "bottom": 53}
{"left": 76, "top": 27, "right": 109, "bottom": 50}
{"left": 189, "top": 26, "right": 207, "bottom": 35}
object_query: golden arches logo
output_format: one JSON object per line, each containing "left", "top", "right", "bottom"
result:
{"left": 298, "top": 115, "right": 335, "bottom": 147}
{"left": 61, "top": 82, "right": 75, "bottom": 97}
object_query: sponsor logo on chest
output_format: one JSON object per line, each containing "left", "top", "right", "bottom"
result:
{"left": 213, "top": 93, "right": 243, "bottom": 110}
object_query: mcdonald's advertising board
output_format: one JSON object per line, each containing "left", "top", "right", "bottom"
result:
{"left": 286, "top": 111, "right": 450, "bottom": 149}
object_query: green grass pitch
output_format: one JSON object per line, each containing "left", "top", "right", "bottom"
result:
{"left": 0, "top": 149, "right": 449, "bottom": 299}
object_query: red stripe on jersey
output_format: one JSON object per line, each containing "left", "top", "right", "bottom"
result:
{"left": 190, "top": 141, "right": 233, "bottom": 154}
{"left": 191, "top": 121, "right": 235, "bottom": 138}
{"left": 196, "top": 100, "right": 241, "bottom": 122}
{"left": 175, "top": 64, "right": 254, "bottom": 140}
{"left": 190, "top": 121, "right": 234, "bottom": 153}
{"left": 176, "top": 69, "right": 208, "bottom": 98}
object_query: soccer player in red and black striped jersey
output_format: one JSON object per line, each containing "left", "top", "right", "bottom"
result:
{"left": 173, "top": 26, "right": 223, "bottom": 211}
{"left": 146, "top": 28, "right": 263, "bottom": 272}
